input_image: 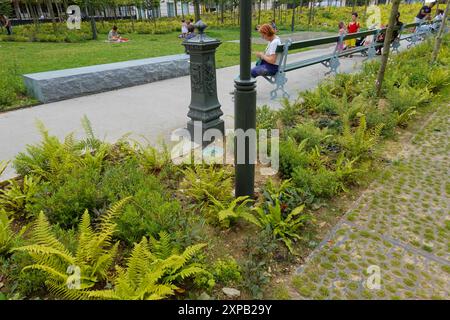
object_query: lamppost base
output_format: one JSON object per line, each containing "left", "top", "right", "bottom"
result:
{"left": 234, "top": 77, "right": 257, "bottom": 198}
{"left": 187, "top": 118, "right": 225, "bottom": 148}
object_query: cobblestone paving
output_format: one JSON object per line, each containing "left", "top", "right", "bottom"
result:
{"left": 291, "top": 103, "right": 450, "bottom": 299}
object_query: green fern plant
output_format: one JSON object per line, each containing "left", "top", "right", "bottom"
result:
{"left": 395, "top": 107, "right": 417, "bottom": 128}
{"left": 334, "top": 154, "right": 364, "bottom": 191}
{"left": 13, "top": 120, "right": 108, "bottom": 182}
{"left": 426, "top": 68, "right": 450, "bottom": 93}
{"left": 252, "top": 199, "right": 311, "bottom": 254}
{"left": 83, "top": 238, "right": 210, "bottom": 300}
{"left": 206, "top": 194, "right": 258, "bottom": 228}
{"left": 78, "top": 115, "right": 102, "bottom": 151}
{"left": 13, "top": 121, "right": 83, "bottom": 181}
{"left": 0, "top": 175, "right": 40, "bottom": 219}
{"left": 149, "top": 231, "right": 180, "bottom": 259}
{"left": 133, "top": 141, "right": 172, "bottom": 173}
{"left": 180, "top": 165, "right": 233, "bottom": 208}
{"left": 0, "top": 209, "right": 14, "bottom": 255}
{"left": 0, "top": 160, "right": 8, "bottom": 177}
{"left": 12, "top": 197, "right": 130, "bottom": 299}
{"left": 338, "top": 114, "right": 384, "bottom": 159}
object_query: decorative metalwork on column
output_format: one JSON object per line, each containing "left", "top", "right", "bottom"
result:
{"left": 182, "top": 20, "right": 224, "bottom": 146}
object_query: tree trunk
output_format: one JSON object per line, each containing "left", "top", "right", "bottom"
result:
{"left": 46, "top": 0, "right": 57, "bottom": 32}
{"left": 13, "top": 0, "right": 22, "bottom": 19}
{"left": 375, "top": 0, "right": 401, "bottom": 97}
{"left": 86, "top": 4, "right": 98, "bottom": 40}
{"left": 258, "top": 0, "right": 262, "bottom": 25}
{"left": 308, "top": 1, "right": 313, "bottom": 27}
{"left": 291, "top": 1, "right": 296, "bottom": 32}
{"left": 363, "top": 0, "right": 369, "bottom": 21}
{"left": 174, "top": 0, "right": 178, "bottom": 17}
{"left": 273, "top": 1, "right": 276, "bottom": 20}
{"left": 221, "top": 0, "right": 224, "bottom": 24}
{"left": 194, "top": 0, "right": 201, "bottom": 22}
{"left": 431, "top": 0, "right": 450, "bottom": 64}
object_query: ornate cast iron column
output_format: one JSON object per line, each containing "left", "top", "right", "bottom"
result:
{"left": 234, "top": 1, "right": 257, "bottom": 197}
{"left": 182, "top": 20, "right": 224, "bottom": 146}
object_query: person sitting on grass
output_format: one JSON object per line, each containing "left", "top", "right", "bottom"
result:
{"left": 180, "top": 19, "right": 188, "bottom": 38}
{"left": 251, "top": 24, "right": 281, "bottom": 78}
{"left": 108, "top": 25, "right": 128, "bottom": 42}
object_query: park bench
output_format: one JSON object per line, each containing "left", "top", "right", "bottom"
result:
{"left": 265, "top": 29, "right": 381, "bottom": 99}
{"left": 23, "top": 54, "right": 190, "bottom": 103}
{"left": 265, "top": 21, "right": 438, "bottom": 100}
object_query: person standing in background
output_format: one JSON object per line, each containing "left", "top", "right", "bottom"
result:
{"left": 0, "top": 15, "right": 12, "bottom": 35}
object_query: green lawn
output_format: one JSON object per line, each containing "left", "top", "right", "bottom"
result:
{"left": 0, "top": 29, "right": 268, "bottom": 110}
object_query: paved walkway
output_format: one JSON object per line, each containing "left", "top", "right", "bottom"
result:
{"left": 0, "top": 43, "right": 376, "bottom": 180}
{"left": 290, "top": 102, "right": 450, "bottom": 300}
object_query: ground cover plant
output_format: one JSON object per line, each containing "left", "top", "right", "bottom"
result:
{"left": 0, "top": 34, "right": 448, "bottom": 300}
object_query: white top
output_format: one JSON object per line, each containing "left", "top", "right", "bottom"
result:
{"left": 265, "top": 36, "right": 282, "bottom": 65}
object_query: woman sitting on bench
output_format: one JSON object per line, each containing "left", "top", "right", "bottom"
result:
{"left": 251, "top": 24, "right": 281, "bottom": 78}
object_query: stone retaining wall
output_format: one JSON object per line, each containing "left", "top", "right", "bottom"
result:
{"left": 23, "top": 54, "right": 190, "bottom": 103}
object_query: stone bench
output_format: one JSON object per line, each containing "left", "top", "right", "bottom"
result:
{"left": 23, "top": 54, "right": 190, "bottom": 103}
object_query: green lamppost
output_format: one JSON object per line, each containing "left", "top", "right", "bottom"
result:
{"left": 234, "top": 0, "right": 257, "bottom": 197}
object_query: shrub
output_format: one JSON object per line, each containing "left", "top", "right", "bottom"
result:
{"left": 30, "top": 165, "right": 105, "bottom": 227}
{"left": 386, "top": 83, "right": 432, "bottom": 113}
{"left": 84, "top": 238, "right": 210, "bottom": 300}
{"left": 100, "top": 160, "right": 181, "bottom": 244}
{"left": 0, "top": 175, "right": 40, "bottom": 219}
{"left": 180, "top": 165, "right": 233, "bottom": 208}
{"left": 207, "top": 195, "right": 257, "bottom": 228}
{"left": 240, "top": 228, "right": 278, "bottom": 299}
{"left": 256, "top": 105, "right": 279, "bottom": 130}
{"left": 0, "top": 209, "right": 14, "bottom": 254}
{"left": 212, "top": 256, "right": 242, "bottom": 285}
{"left": 288, "top": 121, "right": 331, "bottom": 150}
{"left": 278, "top": 98, "right": 303, "bottom": 127}
{"left": 279, "top": 138, "right": 310, "bottom": 178}
{"left": 12, "top": 199, "right": 129, "bottom": 299}
{"left": 292, "top": 165, "right": 340, "bottom": 199}
{"left": 252, "top": 199, "right": 311, "bottom": 254}
{"left": 337, "top": 114, "right": 383, "bottom": 160}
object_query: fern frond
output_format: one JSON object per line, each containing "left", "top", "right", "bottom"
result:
{"left": 22, "top": 264, "right": 68, "bottom": 281}
{"left": 13, "top": 244, "right": 75, "bottom": 265}
{"left": 0, "top": 161, "right": 8, "bottom": 177}
{"left": 32, "top": 211, "right": 69, "bottom": 253}
{"left": 181, "top": 243, "right": 207, "bottom": 262}
{"left": 98, "top": 197, "right": 132, "bottom": 239}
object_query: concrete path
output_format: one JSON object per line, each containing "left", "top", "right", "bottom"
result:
{"left": 0, "top": 42, "right": 403, "bottom": 180}
{"left": 289, "top": 102, "right": 450, "bottom": 300}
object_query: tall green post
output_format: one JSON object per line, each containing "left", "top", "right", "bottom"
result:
{"left": 234, "top": 0, "right": 257, "bottom": 197}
